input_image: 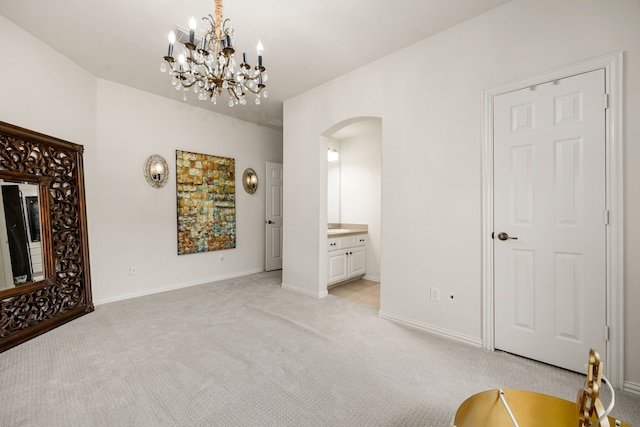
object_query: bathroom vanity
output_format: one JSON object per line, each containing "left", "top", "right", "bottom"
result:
{"left": 327, "top": 226, "right": 367, "bottom": 286}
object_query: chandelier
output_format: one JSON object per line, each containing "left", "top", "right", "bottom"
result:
{"left": 161, "top": 0, "right": 268, "bottom": 107}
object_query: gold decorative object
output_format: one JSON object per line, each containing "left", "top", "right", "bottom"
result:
{"left": 577, "top": 349, "right": 611, "bottom": 427}
{"left": 450, "top": 349, "right": 629, "bottom": 427}
{"left": 161, "top": 0, "right": 268, "bottom": 107}
{"left": 143, "top": 154, "right": 169, "bottom": 188}
{"left": 242, "top": 168, "right": 258, "bottom": 194}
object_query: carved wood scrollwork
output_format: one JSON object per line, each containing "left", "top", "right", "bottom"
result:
{"left": 0, "top": 121, "right": 93, "bottom": 352}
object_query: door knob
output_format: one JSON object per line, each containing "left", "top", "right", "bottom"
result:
{"left": 266, "top": 220, "right": 274, "bottom": 224}
{"left": 497, "top": 232, "right": 518, "bottom": 241}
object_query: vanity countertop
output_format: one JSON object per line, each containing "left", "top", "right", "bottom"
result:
{"left": 327, "top": 223, "right": 368, "bottom": 237}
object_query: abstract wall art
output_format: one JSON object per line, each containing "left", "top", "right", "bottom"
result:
{"left": 176, "top": 150, "right": 236, "bottom": 255}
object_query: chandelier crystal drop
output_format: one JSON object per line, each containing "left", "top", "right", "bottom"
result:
{"left": 161, "top": 0, "right": 267, "bottom": 107}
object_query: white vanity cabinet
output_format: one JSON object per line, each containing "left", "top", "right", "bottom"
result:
{"left": 328, "top": 233, "right": 366, "bottom": 285}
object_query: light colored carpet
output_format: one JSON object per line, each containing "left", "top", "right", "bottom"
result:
{"left": 1, "top": 271, "right": 638, "bottom": 426}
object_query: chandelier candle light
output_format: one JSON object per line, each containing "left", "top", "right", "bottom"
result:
{"left": 161, "top": 0, "right": 267, "bottom": 107}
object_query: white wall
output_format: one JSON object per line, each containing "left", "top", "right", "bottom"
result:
{"left": 339, "top": 127, "right": 381, "bottom": 282}
{"left": 93, "top": 80, "right": 282, "bottom": 303}
{"left": 283, "top": 0, "right": 640, "bottom": 388}
{"left": 0, "top": 15, "right": 97, "bottom": 148}
{"left": 0, "top": 15, "right": 283, "bottom": 306}
{"left": 0, "top": 14, "right": 98, "bottom": 231}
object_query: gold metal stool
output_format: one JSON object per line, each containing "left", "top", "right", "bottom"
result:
{"left": 450, "top": 350, "right": 630, "bottom": 427}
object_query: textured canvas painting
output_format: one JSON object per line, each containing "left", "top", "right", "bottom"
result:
{"left": 176, "top": 150, "right": 236, "bottom": 255}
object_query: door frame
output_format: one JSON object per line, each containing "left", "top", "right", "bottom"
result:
{"left": 481, "top": 52, "right": 624, "bottom": 386}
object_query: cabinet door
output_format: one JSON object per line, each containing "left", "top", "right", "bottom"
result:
{"left": 348, "top": 247, "right": 366, "bottom": 277}
{"left": 328, "top": 251, "right": 349, "bottom": 284}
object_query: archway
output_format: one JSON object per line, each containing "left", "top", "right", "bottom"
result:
{"left": 320, "top": 117, "right": 382, "bottom": 309}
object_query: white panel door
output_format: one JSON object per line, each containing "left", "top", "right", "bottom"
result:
{"left": 494, "top": 70, "right": 606, "bottom": 373}
{"left": 265, "top": 162, "right": 283, "bottom": 271}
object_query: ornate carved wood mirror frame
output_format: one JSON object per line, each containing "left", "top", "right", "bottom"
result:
{"left": 0, "top": 121, "right": 93, "bottom": 352}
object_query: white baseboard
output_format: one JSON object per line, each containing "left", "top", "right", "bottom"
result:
{"left": 378, "top": 310, "right": 482, "bottom": 347}
{"left": 94, "top": 268, "right": 264, "bottom": 305}
{"left": 624, "top": 380, "right": 640, "bottom": 395}
{"left": 281, "top": 282, "right": 327, "bottom": 298}
{"left": 363, "top": 274, "right": 380, "bottom": 282}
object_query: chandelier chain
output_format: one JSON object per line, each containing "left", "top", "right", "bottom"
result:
{"left": 215, "top": 0, "right": 223, "bottom": 39}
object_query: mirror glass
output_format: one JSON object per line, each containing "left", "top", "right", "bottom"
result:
{"left": 0, "top": 179, "right": 44, "bottom": 290}
{"left": 327, "top": 145, "right": 340, "bottom": 224}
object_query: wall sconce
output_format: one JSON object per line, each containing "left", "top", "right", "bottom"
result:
{"left": 328, "top": 147, "right": 340, "bottom": 162}
{"left": 242, "top": 168, "right": 258, "bottom": 194}
{"left": 143, "top": 154, "right": 169, "bottom": 188}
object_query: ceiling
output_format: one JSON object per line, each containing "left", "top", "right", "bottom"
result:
{"left": 0, "top": 0, "right": 511, "bottom": 129}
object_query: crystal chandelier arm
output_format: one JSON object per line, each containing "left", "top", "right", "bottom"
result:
{"left": 176, "top": 64, "right": 209, "bottom": 90}
{"left": 241, "top": 80, "right": 264, "bottom": 95}
{"left": 202, "top": 15, "right": 216, "bottom": 50}
{"left": 179, "top": 47, "right": 218, "bottom": 86}
{"left": 178, "top": 77, "right": 197, "bottom": 89}
{"left": 184, "top": 48, "right": 210, "bottom": 68}
{"left": 203, "top": 14, "right": 215, "bottom": 29}
{"left": 227, "top": 86, "right": 241, "bottom": 101}
{"left": 221, "top": 19, "right": 233, "bottom": 37}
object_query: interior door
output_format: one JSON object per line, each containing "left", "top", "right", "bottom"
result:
{"left": 265, "top": 162, "right": 283, "bottom": 271}
{"left": 493, "top": 69, "right": 607, "bottom": 373}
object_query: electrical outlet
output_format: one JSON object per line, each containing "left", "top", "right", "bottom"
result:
{"left": 430, "top": 286, "right": 440, "bottom": 302}
{"left": 129, "top": 266, "right": 137, "bottom": 276}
